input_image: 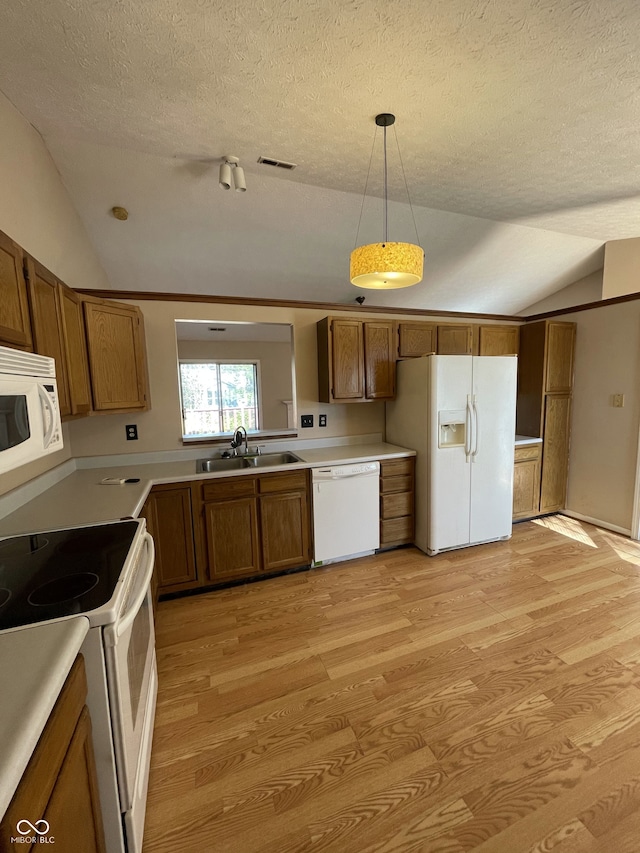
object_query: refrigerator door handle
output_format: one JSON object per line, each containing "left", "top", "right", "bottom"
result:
{"left": 465, "top": 396, "right": 472, "bottom": 461}
{"left": 471, "top": 395, "right": 479, "bottom": 461}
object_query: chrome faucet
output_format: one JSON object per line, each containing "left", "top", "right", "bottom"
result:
{"left": 230, "top": 425, "right": 248, "bottom": 456}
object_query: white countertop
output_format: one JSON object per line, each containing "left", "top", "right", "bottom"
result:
{"left": 515, "top": 434, "right": 543, "bottom": 445}
{"left": 0, "top": 617, "right": 90, "bottom": 820}
{"left": 0, "top": 442, "right": 415, "bottom": 537}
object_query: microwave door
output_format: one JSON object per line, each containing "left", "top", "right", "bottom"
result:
{"left": 0, "top": 395, "right": 30, "bottom": 452}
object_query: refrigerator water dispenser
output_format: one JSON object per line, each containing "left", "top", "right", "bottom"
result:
{"left": 438, "top": 410, "right": 466, "bottom": 448}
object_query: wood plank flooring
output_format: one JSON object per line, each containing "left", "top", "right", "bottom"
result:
{"left": 143, "top": 517, "right": 640, "bottom": 852}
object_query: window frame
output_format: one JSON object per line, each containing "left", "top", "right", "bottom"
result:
{"left": 178, "top": 358, "right": 263, "bottom": 439}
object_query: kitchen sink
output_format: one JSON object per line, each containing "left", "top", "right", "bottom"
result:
{"left": 196, "top": 452, "right": 301, "bottom": 473}
{"left": 196, "top": 457, "right": 247, "bottom": 473}
{"left": 242, "top": 451, "right": 301, "bottom": 468}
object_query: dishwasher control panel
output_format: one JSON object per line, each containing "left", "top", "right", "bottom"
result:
{"left": 312, "top": 461, "right": 380, "bottom": 480}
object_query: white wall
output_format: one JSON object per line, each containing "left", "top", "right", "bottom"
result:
{"left": 603, "top": 238, "right": 640, "bottom": 300}
{"left": 0, "top": 91, "right": 112, "bottom": 497}
{"left": 519, "top": 270, "right": 603, "bottom": 316}
{"left": 0, "top": 92, "right": 110, "bottom": 291}
{"left": 561, "top": 301, "right": 640, "bottom": 532}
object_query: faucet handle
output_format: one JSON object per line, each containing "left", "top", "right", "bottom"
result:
{"left": 254, "top": 444, "right": 266, "bottom": 456}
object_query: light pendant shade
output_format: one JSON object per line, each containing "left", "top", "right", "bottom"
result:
{"left": 351, "top": 113, "right": 423, "bottom": 289}
{"left": 350, "top": 241, "right": 423, "bottom": 289}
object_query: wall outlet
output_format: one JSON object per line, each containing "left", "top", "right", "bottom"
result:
{"left": 301, "top": 414, "right": 314, "bottom": 428}
{"left": 319, "top": 414, "right": 327, "bottom": 427}
{"left": 125, "top": 424, "right": 138, "bottom": 440}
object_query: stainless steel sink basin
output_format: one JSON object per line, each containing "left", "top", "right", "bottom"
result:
{"left": 242, "top": 452, "right": 301, "bottom": 468}
{"left": 196, "top": 452, "right": 301, "bottom": 473}
{"left": 196, "top": 457, "right": 247, "bottom": 473}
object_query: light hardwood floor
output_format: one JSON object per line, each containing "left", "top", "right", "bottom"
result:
{"left": 143, "top": 517, "right": 640, "bottom": 852}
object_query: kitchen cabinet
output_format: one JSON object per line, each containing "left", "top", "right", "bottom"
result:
{"left": 512, "top": 443, "right": 542, "bottom": 520}
{"left": 83, "top": 296, "right": 150, "bottom": 412}
{"left": 478, "top": 325, "right": 520, "bottom": 356}
{"left": 197, "top": 470, "right": 311, "bottom": 584}
{"left": 57, "top": 285, "right": 92, "bottom": 416}
{"left": 0, "top": 655, "right": 106, "bottom": 853}
{"left": 0, "top": 232, "right": 32, "bottom": 350}
{"left": 379, "top": 457, "right": 415, "bottom": 548}
{"left": 397, "top": 322, "right": 436, "bottom": 358}
{"left": 516, "top": 320, "right": 576, "bottom": 516}
{"left": 24, "top": 259, "right": 72, "bottom": 417}
{"left": 436, "top": 323, "right": 473, "bottom": 355}
{"left": 317, "top": 317, "right": 396, "bottom": 403}
{"left": 141, "top": 484, "right": 198, "bottom": 596}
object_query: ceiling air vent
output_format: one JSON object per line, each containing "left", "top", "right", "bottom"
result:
{"left": 258, "top": 156, "right": 297, "bottom": 170}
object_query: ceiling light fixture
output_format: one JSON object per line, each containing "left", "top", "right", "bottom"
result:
{"left": 219, "top": 156, "right": 246, "bottom": 192}
{"left": 350, "top": 114, "right": 423, "bottom": 289}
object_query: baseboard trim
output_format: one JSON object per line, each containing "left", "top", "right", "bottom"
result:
{"left": 560, "top": 509, "right": 631, "bottom": 538}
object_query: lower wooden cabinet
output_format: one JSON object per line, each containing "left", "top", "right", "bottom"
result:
{"left": 513, "top": 443, "right": 542, "bottom": 520}
{"left": 379, "top": 457, "right": 415, "bottom": 548}
{"left": 540, "top": 394, "right": 572, "bottom": 513}
{"left": 140, "top": 484, "right": 198, "bottom": 596}
{"left": 201, "top": 470, "right": 311, "bottom": 582}
{"left": 0, "top": 655, "right": 106, "bottom": 853}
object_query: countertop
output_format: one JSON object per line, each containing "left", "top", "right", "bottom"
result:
{"left": 0, "top": 442, "right": 415, "bottom": 537}
{"left": 515, "top": 434, "right": 543, "bottom": 445}
{"left": 0, "top": 617, "right": 90, "bottom": 820}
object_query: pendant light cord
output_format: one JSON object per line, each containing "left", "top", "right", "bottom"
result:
{"left": 353, "top": 128, "right": 378, "bottom": 250}
{"left": 383, "top": 124, "right": 388, "bottom": 243}
{"left": 393, "top": 124, "right": 422, "bottom": 248}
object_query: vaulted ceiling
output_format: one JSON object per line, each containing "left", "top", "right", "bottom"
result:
{"left": 2, "top": 0, "right": 640, "bottom": 313}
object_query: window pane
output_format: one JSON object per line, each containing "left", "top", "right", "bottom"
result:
{"left": 179, "top": 363, "right": 220, "bottom": 435}
{"left": 180, "top": 361, "right": 259, "bottom": 436}
{"left": 219, "top": 364, "right": 258, "bottom": 431}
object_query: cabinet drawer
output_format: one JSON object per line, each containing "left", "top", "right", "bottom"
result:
{"left": 514, "top": 443, "right": 541, "bottom": 462}
{"left": 381, "top": 491, "right": 413, "bottom": 520}
{"left": 258, "top": 470, "right": 308, "bottom": 494}
{"left": 202, "top": 476, "right": 257, "bottom": 501}
{"left": 380, "top": 474, "right": 413, "bottom": 494}
{"left": 381, "top": 516, "right": 413, "bottom": 544}
{"left": 380, "top": 457, "right": 414, "bottom": 478}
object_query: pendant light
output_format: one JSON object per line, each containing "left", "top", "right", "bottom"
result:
{"left": 350, "top": 114, "right": 423, "bottom": 289}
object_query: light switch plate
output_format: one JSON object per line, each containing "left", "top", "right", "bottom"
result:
{"left": 301, "top": 414, "right": 313, "bottom": 428}
{"left": 612, "top": 394, "right": 625, "bottom": 408}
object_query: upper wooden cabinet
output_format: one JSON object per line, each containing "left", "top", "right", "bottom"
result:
{"left": 317, "top": 317, "right": 396, "bottom": 403}
{"left": 436, "top": 324, "right": 473, "bottom": 355}
{"left": 545, "top": 322, "right": 576, "bottom": 393}
{"left": 57, "top": 285, "right": 92, "bottom": 416}
{"left": 25, "top": 258, "right": 72, "bottom": 417}
{"left": 83, "top": 297, "right": 150, "bottom": 412}
{"left": 478, "top": 325, "right": 520, "bottom": 356}
{"left": 398, "top": 322, "right": 436, "bottom": 358}
{"left": 0, "top": 233, "right": 32, "bottom": 349}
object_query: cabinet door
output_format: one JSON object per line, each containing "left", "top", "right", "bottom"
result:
{"left": 398, "top": 322, "right": 436, "bottom": 358}
{"left": 83, "top": 300, "right": 148, "bottom": 410}
{"left": 479, "top": 325, "right": 519, "bottom": 356}
{"left": 0, "top": 233, "right": 32, "bottom": 349}
{"left": 364, "top": 321, "right": 396, "bottom": 399}
{"left": 540, "top": 394, "right": 572, "bottom": 512}
{"left": 57, "top": 284, "right": 92, "bottom": 416}
{"left": 204, "top": 497, "right": 260, "bottom": 581}
{"left": 331, "top": 319, "right": 364, "bottom": 400}
{"left": 26, "top": 259, "right": 71, "bottom": 417}
{"left": 545, "top": 322, "right": 576, "bottom": 393}
{"left": 147, "top": 486, "right": 198, "bottom": 591}
{"left": 44, "top": 708, "right": 107, "bottom": 853}
{"left": 260, "top": 491, "right": 310, "bottom": 573}
{"left": 437, "top": 324, "right": 473, "bottom": 354}
{"left": 513, "top": 459, "right": 541, "bottom": 518}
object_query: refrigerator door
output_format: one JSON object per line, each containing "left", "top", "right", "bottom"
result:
{"left": 469, "top": 356, "right": 517, "bottom": 545}
{"left": 429, "top": 356, "right": 473, "bottom": 554}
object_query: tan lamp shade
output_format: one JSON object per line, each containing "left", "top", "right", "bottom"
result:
{"left": 350, "top": 242, "right": 424, "bottom": 289}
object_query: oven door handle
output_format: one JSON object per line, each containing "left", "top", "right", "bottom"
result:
{"left": 109, "top": 533, "right": 155, "bottom": 644}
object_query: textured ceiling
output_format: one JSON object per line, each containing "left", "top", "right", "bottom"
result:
{"left": 2, "top": 0, "right": 640, "bottom": 312}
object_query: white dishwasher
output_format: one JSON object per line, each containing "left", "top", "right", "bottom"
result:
{"left": 312, "top": 461, "right": 380, "bottom": 563}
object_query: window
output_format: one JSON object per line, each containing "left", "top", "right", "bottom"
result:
{"left": 179, "top": 361, "right": 260, "bottom": 437}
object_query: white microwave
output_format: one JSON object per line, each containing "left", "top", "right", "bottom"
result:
{"left": 0, "top": 345, "right": 63, "bottom": 475}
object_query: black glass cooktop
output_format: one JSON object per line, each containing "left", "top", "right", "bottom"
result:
{"left": 0, "top": 521, "right": 139, "bottom": 631}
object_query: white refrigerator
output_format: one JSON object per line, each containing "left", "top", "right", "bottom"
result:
{"left": 386, "top": 355, "right": 517, "bottom": 555}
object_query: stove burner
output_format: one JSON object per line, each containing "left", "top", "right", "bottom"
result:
{"left": 0, "top": 589, "right": 10, "bottom": 608}
{"left": 0, "top": 535, "right": 49, "bottom": 561}
{"left": 28, "top": 572, "right": 100, "bottom": 607}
